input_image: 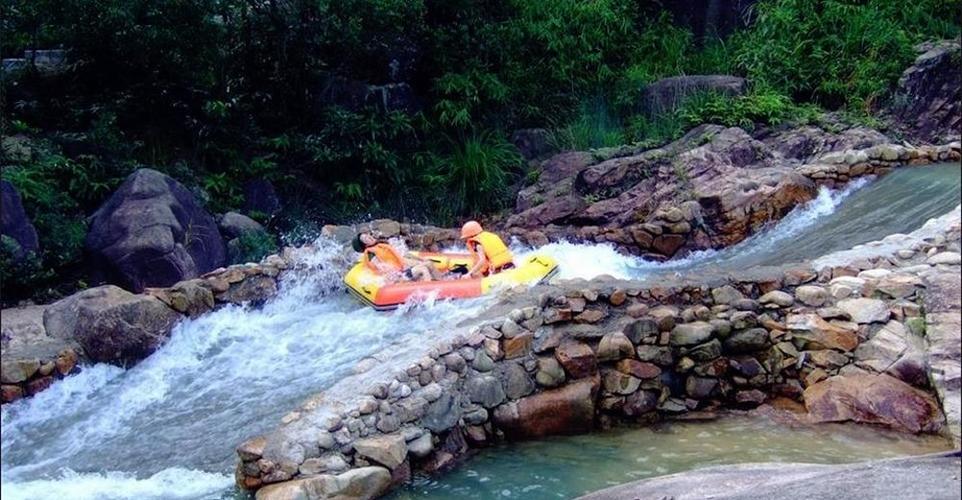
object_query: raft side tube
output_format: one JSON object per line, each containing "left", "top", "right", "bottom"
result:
{"left": 343, "top": 253, "right": 559, "bottom": 310}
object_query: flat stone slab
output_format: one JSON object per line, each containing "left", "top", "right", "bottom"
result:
{"left": 578, "top": 452, "right": 962, "bottom": 500}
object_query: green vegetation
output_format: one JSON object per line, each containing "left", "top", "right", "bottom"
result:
{"left": 2, "top": 0, "right": 960, "bottom": 300}
{"left": 229, "top": 231, "right": 280, "bottom": 265}
{"left": 733, "top": 0, "right": 960, "bottom": 111}
{"left": 418, "top": 131, "right": 522, "bottom": 217}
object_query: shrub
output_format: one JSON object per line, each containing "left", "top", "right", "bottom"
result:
{"left": 548, "top": 98, "right": 626, "bottom": 151}
{"left": 419, "top": 131, "right": 522, "bottom": 215}
{"left": 732, "top": 0, "right": 960, "bottom": 111}
{"left": 229, "top": 231, "right": 279, "bottom": 265}
{"left": 677, "top": 87, "right": 820, "bottom": 130}
{"left": 0, "top": 236, "right": 49, "bottom": 299}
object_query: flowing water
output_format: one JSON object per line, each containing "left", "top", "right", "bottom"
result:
{"left": 1, "top": 163, "right": 959, "bottom": 499}
{"left": 391, "top": 416, "right": 954, "bottom": 500}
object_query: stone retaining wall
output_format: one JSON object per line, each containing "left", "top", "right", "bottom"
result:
{"left": 236, "top": 209, "right": 962, "bottom": 500}
{"left": 798, "top": 141, "right": 961, "bottom": 187}
{"left": 0, "top": 254, "right": 291, "bottom": 404}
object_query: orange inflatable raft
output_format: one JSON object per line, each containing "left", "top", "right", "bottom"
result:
{"left": 343, "top": 251, "right": 559, "bottom": 310}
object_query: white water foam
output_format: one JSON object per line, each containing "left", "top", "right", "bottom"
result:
{"left": 0, "top": 468, "right": 232, "bottom": 500}
{"left": 0, "top": 235, "right": 492, "bottom": 498}
{"left": 512, "top": 177, "right": 873, "bottom": 281}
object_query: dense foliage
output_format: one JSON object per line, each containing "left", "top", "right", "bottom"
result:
{"left": 2, "top": 0, "right": 959, "bottom": 300}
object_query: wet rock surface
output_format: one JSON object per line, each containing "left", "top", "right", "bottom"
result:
{"left": 577, "top": 452, "right": 962, "bottom": 500}
{"left": 43, "top": 285, "right": 181, "bottom": 365}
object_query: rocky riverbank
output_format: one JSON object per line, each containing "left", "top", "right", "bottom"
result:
{"left": 504, "top": 131, "right": 959, "bottom": 259}
{"left": 1, "top": 255, "right": 290, "bottom": 403}
{"left": 234, "top": 203, "right": 962, "bottom": 499}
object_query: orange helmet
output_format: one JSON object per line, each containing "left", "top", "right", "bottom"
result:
{"left": 460, "top": 220, "right": 483, "bottom": 239}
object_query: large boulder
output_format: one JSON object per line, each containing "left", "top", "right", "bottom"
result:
{"left": 493, "top": 376, "right": 599, "bottom": 439}
{"left": 642, "top": 75, "right": 748, "bottom": 117}
{"left": 0, "top": 180, "right": 39, "bottom": 258}
{"left": 43, "top": 285, "right": 181, "bottom": 365}
{"left": 663, "top": 1, "right": 758, "bottom": 40}
{"left": 757, "top": 124, "right": 889, "bottom": 163}
{"left": 803, "top": 373, "right": 944, "bottom": 434}
{"left": 886, "top": 39, "right": 961, "bottom": 144}
{"left": 218, "top": 211, "right": 273, "bottom": 264}
{"left": 85, "top": 169, "right": 226, "bottom": 292}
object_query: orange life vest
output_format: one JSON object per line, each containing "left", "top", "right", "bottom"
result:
{"left": 467, "top": 231, "right": 513, "bottom": 274}
{"left": 363, "top": 243, "right": 404, "bottom": 273}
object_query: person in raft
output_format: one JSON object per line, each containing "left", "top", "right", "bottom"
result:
{"left": 352, "top": 232, "right": 440, "bottom": 282}
{"left": 459, "top": 220, "right": 515, "bottom": 279}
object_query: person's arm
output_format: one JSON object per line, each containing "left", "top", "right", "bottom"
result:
{"left": 365, "top": 250, "right": 395, "bottom": 275}
{"left": 464, "top": 243, "right": 488, "bottom": 279}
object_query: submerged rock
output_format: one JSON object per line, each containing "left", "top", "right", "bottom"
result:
{"left": 642, "top": 75, "right": 748, "bottom": 116}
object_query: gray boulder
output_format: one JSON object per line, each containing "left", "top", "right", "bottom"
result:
{"left": 217, "top": 212, "right": 266, "bottom": 240}
{"left": 1, "top": 180, "right": 39, "bottom": 258}
{"left": 43, "top": 285, "right": 181, "bottom": 364}
{"left": 643, "top": 75, "right": 748, "bottom": 117}
{"left": 85, "top": 169, "right": 226, "bottom": 292}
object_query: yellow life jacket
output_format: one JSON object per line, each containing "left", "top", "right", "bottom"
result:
{"left": 467, "top": 231, "right": 513, "bottom": 272}
{"left": 363, "top": 243, "right": 404, "bottom": 273}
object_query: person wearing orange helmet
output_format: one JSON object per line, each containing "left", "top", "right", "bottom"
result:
{"left": 460, "top": 220, "right": 514, "bottom": 279}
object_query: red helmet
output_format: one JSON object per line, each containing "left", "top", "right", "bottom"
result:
{"left": 460, "top": 220, "right": 483, "bottom": 239}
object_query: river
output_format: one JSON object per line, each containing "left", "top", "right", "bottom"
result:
{"left": 1, "top": 163, "right": 959, "bottom": 499}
